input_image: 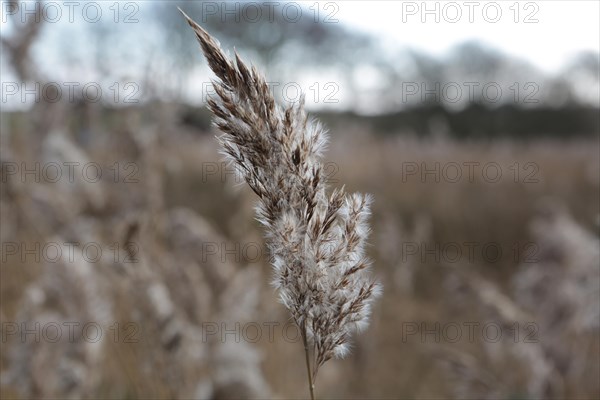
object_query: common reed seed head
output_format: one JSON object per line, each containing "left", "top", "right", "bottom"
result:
{"left": 180, "top": 8, "right": 381, "bottom": 374}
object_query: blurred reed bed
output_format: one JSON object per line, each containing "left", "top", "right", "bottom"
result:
{"left": 1, "top": 102, "right": 599, "bottom": 398}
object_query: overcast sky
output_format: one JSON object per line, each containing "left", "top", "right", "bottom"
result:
{"left": 2, "top": 1, "right": 598, "bottom": 74}
{"left": 336, "top": 0, "right": 599, "bottom": 73}
{"left": 1, "top": 1, "right": 598, "bottom": 111}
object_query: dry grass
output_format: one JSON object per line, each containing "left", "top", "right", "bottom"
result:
{"left": 2, "top": 103, "right": 599, "bottom": 397}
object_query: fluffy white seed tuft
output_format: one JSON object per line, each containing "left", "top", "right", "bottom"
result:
{"left": 180, "top": 8, "right": 381, "bottom": 382}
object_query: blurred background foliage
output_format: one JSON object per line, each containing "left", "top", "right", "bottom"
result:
{"left": 1, "top": 1, "right": 599, "bottom": 399}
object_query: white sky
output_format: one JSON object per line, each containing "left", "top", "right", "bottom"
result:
{"left": 330, "top": 0, "right": 599, "bottom": 73}
{"left": 1, "top": 1, "right": 598, "bottom": 111}
{"left": 2, "top": 1, "right": 598, "bottom": 75}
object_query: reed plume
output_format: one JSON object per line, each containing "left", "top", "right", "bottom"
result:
{"left": 179, "top": 9, "right": 381, "bottom": 399}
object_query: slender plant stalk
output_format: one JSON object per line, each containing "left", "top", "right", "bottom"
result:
{"left": 302, "top": 324, "right": 316, "bottom": 400}
{"left": 179, "top": 8, "right": 381, "bottom": 398}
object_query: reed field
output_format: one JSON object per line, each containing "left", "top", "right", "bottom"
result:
{"left": 1, "top": 1, "right": 599, "bottom": 399}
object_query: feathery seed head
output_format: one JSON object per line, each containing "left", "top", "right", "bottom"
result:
{"left": 180, "top": 8, "right": 381, "bottom": 375}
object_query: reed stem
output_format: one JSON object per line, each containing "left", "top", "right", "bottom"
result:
{"left": 302, "top": 325, "right": 315, "bottom": 400}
